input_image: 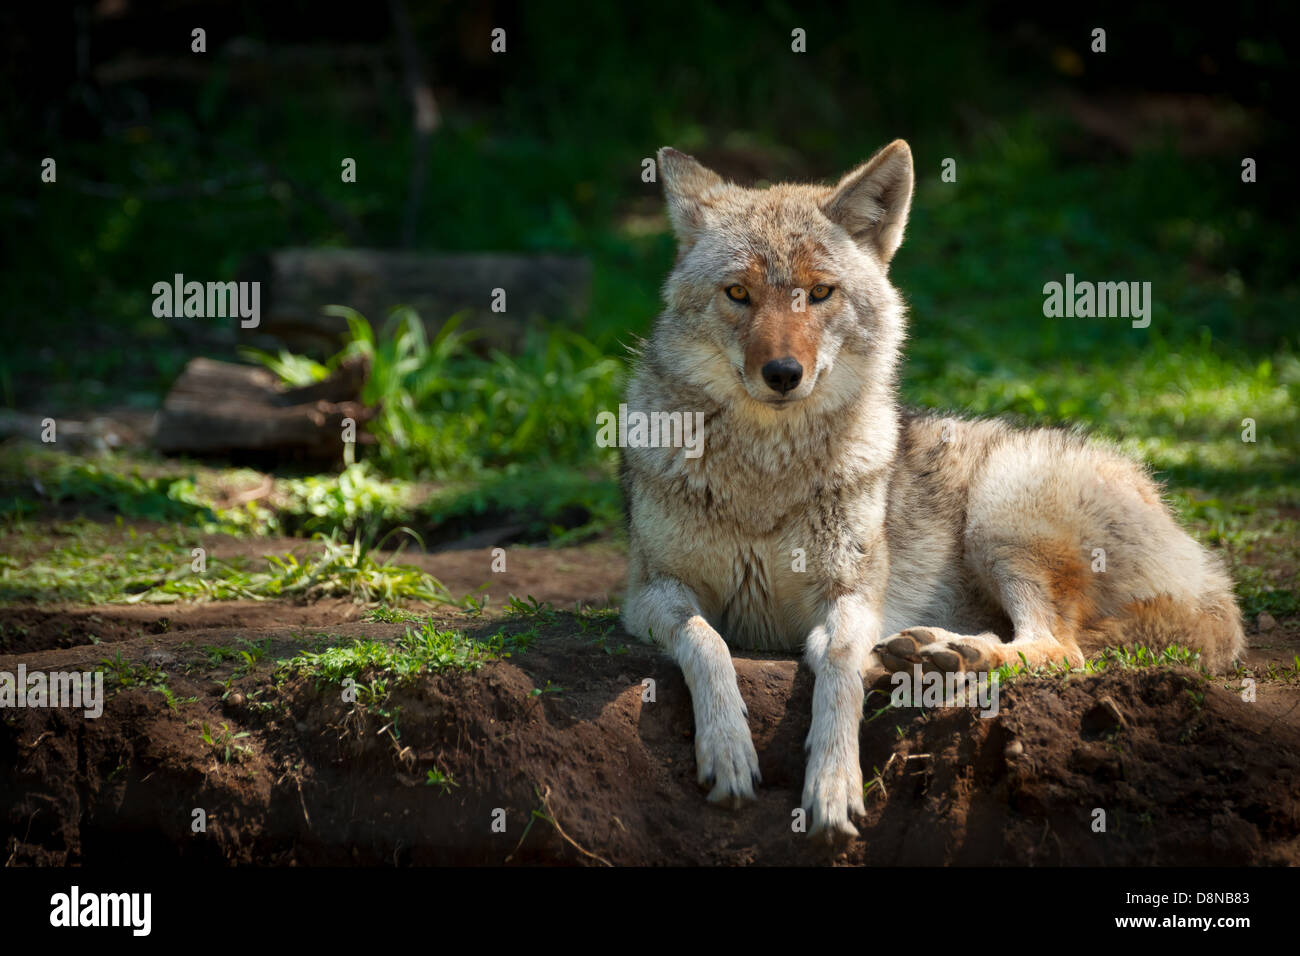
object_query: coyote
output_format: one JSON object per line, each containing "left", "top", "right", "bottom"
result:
{"left": 620, "top": 140, "right": 1244, "bottom": 839}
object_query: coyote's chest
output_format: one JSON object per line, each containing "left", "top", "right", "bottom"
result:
{"left": 685, "top": 529, "right": 824, "bottom": 650}
{"left": 661, "top": 470, "right": 846, "bottom": 651}
{"left": 628, "top": 396, "right": 892, "bottom": 650}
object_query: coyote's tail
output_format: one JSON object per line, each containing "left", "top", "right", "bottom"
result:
{"left": 1081, "top": 590, "right": 1245, "bottom": 673}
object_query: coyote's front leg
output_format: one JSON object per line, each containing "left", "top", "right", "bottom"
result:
{"left": 622, "top": 576, "right": 761, "bottom": 806}
{"left": 802, "top": 591, "right": 881, "bottom": 839}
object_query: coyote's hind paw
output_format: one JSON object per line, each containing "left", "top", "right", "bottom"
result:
{"left": 875, "top": 627, "right": 1001, "bottom": 674}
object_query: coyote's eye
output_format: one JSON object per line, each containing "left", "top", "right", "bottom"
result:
{"left": 810, "top": 284, "right": 834, "bottom": 302}
{"left": 725, "top": 285, "right": 750, "bottom": 304}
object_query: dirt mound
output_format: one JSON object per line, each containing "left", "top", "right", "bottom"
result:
{"left": 859, "top": 670, "right": 1300, "bottom": 864}
{"left": 3, "top": 609, "right": 1298, "bottom": 865}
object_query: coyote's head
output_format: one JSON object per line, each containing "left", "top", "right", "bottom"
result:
{"left": 652, "top": 141, "right": 912, "bottom": 414}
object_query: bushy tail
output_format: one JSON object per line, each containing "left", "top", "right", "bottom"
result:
{"left": 1081, "top": 591, "right": 1245, "bottom": 673}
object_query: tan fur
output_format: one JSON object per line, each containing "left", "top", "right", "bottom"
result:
{"left": 742, "top": 297, "right": 825, "bottom": 385}
{"left": 620, "top": 141, "right": 1245, "bottom": 839}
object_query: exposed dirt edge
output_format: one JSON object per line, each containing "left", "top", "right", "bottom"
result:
{"left": 3, "top": 617, "right": 1298, "bottom": 865}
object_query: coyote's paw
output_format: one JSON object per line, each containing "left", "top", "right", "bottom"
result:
{"left": 695, "top": 710, "right": 760, "bottom": 808}
{"left": 802, "top": 739, "right": 865, "bottom": 842}
{"left": 874, "top": 627, "right": 1001, "bottom": 674}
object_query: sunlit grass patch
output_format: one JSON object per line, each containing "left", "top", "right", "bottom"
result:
{"left": 992, "top": 644, "right": 1208, "bottom": 686}
{"left": 992, "top": 644, "right": 1300, "bottom": 695}
{"left": 363, "top": 604, "right": 428, "bottom": 624}
{"left": 1168, "top": 491, "right": 1300, "bottom": 620}
{"left": 276, "top": 617, "right": 513, "bottom": 704}
{"left": 0, "top": 523, "right": 465, "bottom": 607}
{"left": 99, "top": 650, "right": 193, "bottom": 710}
{"left": 905, "top": 335, "right": 1296, "bottom": 475}
{"left": 1, "top": 449, "right": 429, "bottom": 537}
{"left": 0, "top": 519, "right": 203, "bottom": 603}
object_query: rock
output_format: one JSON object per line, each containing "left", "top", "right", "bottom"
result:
{"left": 1257, "top": 612, "right": 1277, "bottom": 632}
{"left": 153, "top": 353, "right": 374, "bottom": 462}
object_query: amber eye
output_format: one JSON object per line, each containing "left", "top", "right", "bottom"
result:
{"left": 725, "top": 285, "right": 750, "bottom": 303}
{"left": 810, "top": 284, "right": 834, "bottom": 302}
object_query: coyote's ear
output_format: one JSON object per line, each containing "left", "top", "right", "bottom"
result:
{"left": 657, "top": 147, "right": 725, "bottom": 248}
{"left": 821, "top": 139, "right": 914, "bottom": 264}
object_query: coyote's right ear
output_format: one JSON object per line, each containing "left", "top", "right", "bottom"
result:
{"left": 657, "top": 147, "right": 725, "bottom": 249}
{"left": 821, "top": 139, "right": 914, "bottom": 264}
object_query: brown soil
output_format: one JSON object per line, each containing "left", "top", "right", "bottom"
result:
{"left": 3, "top": 572, "right": 1298, "bottom": 866}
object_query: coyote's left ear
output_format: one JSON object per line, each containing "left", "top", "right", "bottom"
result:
{"left": 821, "top": 139, "right": 914, "bottom": 264}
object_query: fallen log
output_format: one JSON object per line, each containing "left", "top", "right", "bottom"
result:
{"left": 242, "top": 248, "right": 590, "bottom": 354}
{"left": 152, "top": 354, "right": 375, "bottom": 461}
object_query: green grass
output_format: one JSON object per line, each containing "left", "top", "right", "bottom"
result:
{"left": 99, "top": 650, "right": 193, "bottom": 710}
{"left": 363, "top": 604, "right": 428, "bottom": 624}
{"left": 269, "top": 616, "right": 540, "bottom": 752}
{"left": 4, "top": 442, "right": 621, "bottom": 546}
{"left": 425, "top": 769, "right": 459, "bottom": 795}
{"left": 985, "top": 642, "right": 1300, "bottom": 693}
{"left": 501, "top": 594, "right": 557, "bottom": 622}
{"left": 200, "top": 644, "right": 245, "bottom": 667}
{"left": 10, "top": 460, "right": 231, "bottom": 527}
{"left": 100, "top": 650, "right": 168, "bottom": 688}
{"left": 277, "top": 618, "right": 513, "bottom": 701}
{"left": 991, "top": 644, "right": 1210, "bottom": 685}
{"left": 0, "top": 520, "right": 464, "bottom": 606}
{"left": 199, "top": 722, "right": 253, "bottom": 764}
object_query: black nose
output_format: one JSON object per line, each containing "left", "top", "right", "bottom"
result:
{"left": 761, "top": 357, "right": 803, "bottom": 395}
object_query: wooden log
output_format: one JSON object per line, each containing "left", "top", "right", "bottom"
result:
{"left": 242, "top": 248, "right": 590, "bottom": 354}
{"left": 152, "top": 354, "right": 375, "bottom": 461}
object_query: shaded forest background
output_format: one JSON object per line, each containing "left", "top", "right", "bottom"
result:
{"left": 0, "top": 1, "right": 1295, "bottom": 618}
